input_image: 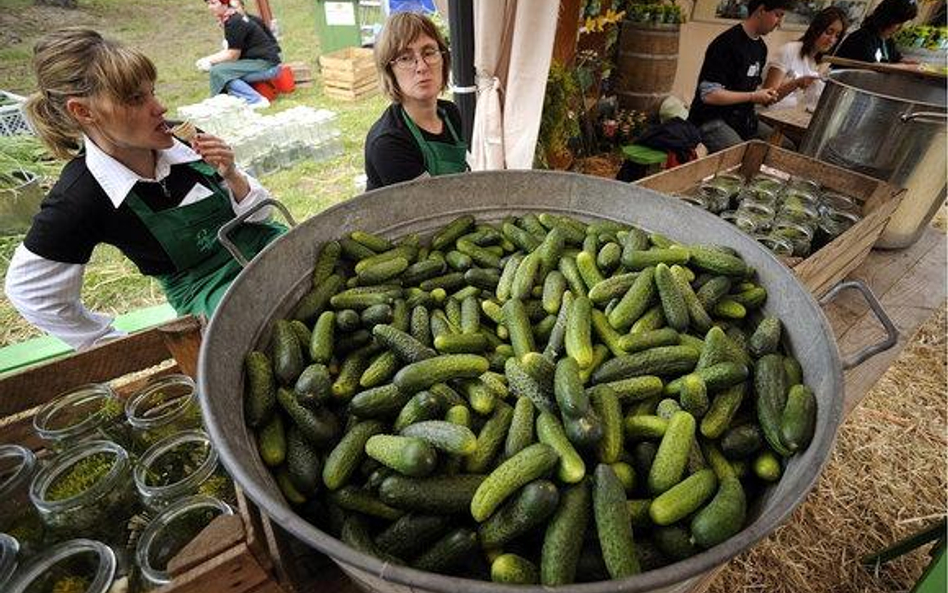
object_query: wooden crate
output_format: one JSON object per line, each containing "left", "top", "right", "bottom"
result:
{"left": 0, "top": 317, "right": 285, "bottom": 593}
{"left": 319, "top": 47, "right": 379, "bottom": 101}
{"left": 636, "top": 140, "right": 906, "bottom": 297}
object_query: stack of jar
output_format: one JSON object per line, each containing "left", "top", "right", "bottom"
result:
{"left": 176, "top": 98, "right": 343, "bottom": 178}
{"left": 1, "top": 375, "right": 236, "bottom": 592}
{"left": 683, "top": 171, "right": 863, "bottom": 258}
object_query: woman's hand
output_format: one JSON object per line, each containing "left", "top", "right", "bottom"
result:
{"left": 192, "top": 133, "right": 251, "bottom": 200}
{"left": 752, "top": 88, "right": 779, "bottom": 106}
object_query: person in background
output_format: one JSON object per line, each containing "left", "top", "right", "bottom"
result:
{"left": 196, "top": 0, "right": 282, "bottom": 109}
{"left": 834, "top": 0, "right": 919, "bottom": 66}
{"left": 364, "top": 11, "right": 467, "bottom": 191}
{"left": 763, "top": 7, "right": 849, "bottom": 113}
{"left": 5, "top": 28, "right": 284, "bottom": 350}
{"left": 688, "top": 0, "right": 795, "bottom": 153}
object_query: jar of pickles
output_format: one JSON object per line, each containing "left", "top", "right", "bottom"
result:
{"left": 677, "top": 192, "right": 712, "bottom": 211}
{"left": 7, "top": 538, "right": 118, "bottom": 593}
{"left": 0, "top": 533, "right": 19, "bottom": 591}
{"left": 772, "top": 218, "right": 815, "bottom": 257}
{"left": 817, "top": 208, "right": 863, "bottom": 247}
{"left": 125, "top": 374, "right": 202, "bottom": 452}
{"left": 30, "top": 440, "right": 137, "bottom": 546}
{"left": 133, "top": 430, "right": 231, "bottom": 512}
{"left": 705, "top": 172, "right": 743, "bottom": 201}
{"left": 33, "top": 384, "right": 128, "bottom": 451}
{"left": 748, "top": 173, "right": 785, "bottom": 197}
{"left": 0, "top": 445, "right": 44, "bottom": 553}
{"left": 697, "top": 184, "right": 731, "bottom": 213}
{"left": 135, "top": 495, "right": 233, "bottom": 588}
{"left": 756, "top": 233, "right": 795, "bottom": 257}
{"left": 820, "top": 192, "right": 861, "bottom": 216}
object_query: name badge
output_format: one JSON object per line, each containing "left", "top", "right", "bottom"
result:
{"left": 875, "top": 48, "right": 883, "bottom": 62}
{"left": 747, "top": 63, "right": 760, "bottom": 77}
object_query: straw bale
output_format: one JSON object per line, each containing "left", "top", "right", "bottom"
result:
{"left": 706, "top": 306, "right": 947, "bottom": 593}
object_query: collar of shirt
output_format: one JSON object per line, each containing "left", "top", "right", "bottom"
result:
{"left": 83, "top": 135, "right": 202, "bottom": 209}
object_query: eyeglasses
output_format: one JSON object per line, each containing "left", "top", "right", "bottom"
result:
{"left": 390, "top": 47, "right": 445, "bottom": 71}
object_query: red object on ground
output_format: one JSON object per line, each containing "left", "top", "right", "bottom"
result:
{"left": 273, "top": 65, "right": 295, "bottom": 93}
{"left": 251, "top": 80, "right": 278, "bottom": 101}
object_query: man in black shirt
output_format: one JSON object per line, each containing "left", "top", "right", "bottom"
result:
{"left": 689, "top": 0, "right": 795, "bottom": 152}
{"left": 197, "top": 0, "right": 282, "bottom": 108}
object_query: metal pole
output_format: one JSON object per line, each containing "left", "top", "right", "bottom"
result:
{"left": 447, "top": 0, "right": 475, "bottom": 145}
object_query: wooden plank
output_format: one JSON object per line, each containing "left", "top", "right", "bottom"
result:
{"left": 322, "top": 64, "right": 377, "bottom": 84}
{"left": 758, "top": 107, "right": 812, "bottom": 138}
{"left": 157, "top": 316, "right": 203, "bottom": 379}
{"left": 636, "top": 144, "right": 746, "bottom": 193}
{"left": 156, "top": 543, "right": 270, "bottom": 593}
{"left": 168, "top": 514, "right": 246, "bottom": 576}
{"left": 0, "top": 328, "right": 173, "bottom": 416}
{"left": 323, "top": 78, "right": 378, "bottom": 94}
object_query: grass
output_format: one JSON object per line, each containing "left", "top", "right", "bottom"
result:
{"left": 0, "top": 0, "right": 388, "bottom": 346}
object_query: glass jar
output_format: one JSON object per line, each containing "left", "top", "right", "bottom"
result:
{"left": 33, "top": 384, "right": 128, "bottom": 451}
{"left": 7, "top": 538, "right": 117, "bottom": 593}
{"left": 135, "top": 495, "right": 233, "bottom": 588}
{"left": 0, "top": 445, "right": 44, "bottom": 553}
{"left": 748, "top": 173, "right": 785, "bottom": 197}
{"left": 697, "top": 184, "right": 731, "bottom": 213}
{"left": 30, "top": 440, "right": 137, "bottom": 546}
{"left": 705, "top": 172, "right": 743, "bottom": 201}
{"left": 0, "top": 533, "right": 19, "bottom": 591}
{"left": 736, "top": 201, "right": 776, "bottom": 232}
{"left": 787, "top": 176, "right": 821, "bottom": 196}
{"left": 772, "top": 218, "right": 815, "bottom": 257}
{"left": 756, "top": 233, "right": 795, "bottom": 257}
{"left": 820, "top": 192, "right": 861, "bottom": 215}
{"left": 133, "top": 430, "right": 231, "bottom": 512}
{"left": 125, "top": 374, "right": 202, "bottom": 452}
{"left": 677, "top": 192, "right": 711, "bottom": 210}
{"left": 816, "top": 208, "right": 863, "bottom": 247}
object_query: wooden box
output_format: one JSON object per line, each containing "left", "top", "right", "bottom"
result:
{"left": 285, "top": 61, "right": 314, "bottom": 88}
{"left": 318, "top": 47, "right": 379, "bottom": 101}
{"left": 0, "top": 317, "right": 285, "bottom": 593}
{"left": 636, "top": 141, "right": 906, "bottom": 296}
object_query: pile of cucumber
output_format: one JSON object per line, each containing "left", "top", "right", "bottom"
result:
{"left": 243, "top": 213, "right": 817, "bottom": 585}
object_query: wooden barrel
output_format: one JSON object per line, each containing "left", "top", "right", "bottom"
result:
{"left": 616, "top": 22, "right": 680, "bottom": 115}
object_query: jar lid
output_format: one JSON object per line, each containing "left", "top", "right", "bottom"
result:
{"left": 125, "top": 374, "right": 198, "bottom": 430}
{"left": 33, "top": 384, "right": 123, "bottom": 445}
{"left": 0, "top": 533, "right": 19, "bottom": 590}
{"left": 30, "top": 440, "right": 129, "bottom": 512}
{"left": 7, "top": 538, "right": 116, "bottom": 593}
{"left": 136, "top": 495, "right": 233, "bottom": 587}
{"left": 0, "top": 445, "right": 37, "bottom": 499}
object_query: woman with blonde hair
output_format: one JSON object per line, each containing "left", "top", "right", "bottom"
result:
{"left": 364, "top": 11, "right": 468, "bottom": 190}
{"left": 5, "top": 28, "right": 283, "bottom": 350}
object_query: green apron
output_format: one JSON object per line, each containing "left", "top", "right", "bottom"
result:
{"left": 401, "top": 106, "right": 469, "bottom": 177}
{"left": 125, "top": 161, "right": 285, "bottom": 318}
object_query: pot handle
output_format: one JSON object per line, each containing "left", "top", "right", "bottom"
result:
{"left": 819, "top": 279, "right": 898, "bottom": 370}
{"left": 900, "top": 111, "right": 948, "bottom": 125}
{"left": 217, "top": 198, "right": 297, "bottom": 268}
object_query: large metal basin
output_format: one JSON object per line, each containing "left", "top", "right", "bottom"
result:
{"left": 800, "top": 69, "right": 947, "bottom": 249}
{"left": 199, "top": 171, "right": 846, "bottom": 593}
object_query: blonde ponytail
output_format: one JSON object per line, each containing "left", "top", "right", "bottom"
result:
{"left": 26, "top": 28, "right": 157, "bottom": 160}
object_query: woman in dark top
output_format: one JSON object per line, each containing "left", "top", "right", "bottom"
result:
{"left": 364, "top": 12, "right": 467, "bottom": 191}
{"left": 196, "top": 0, "right": 282, "bottom": 108}
{"left": 835, "top": 0, "right": 918, "bottom": 65}
{"left": 5, "top": 29, "right": 283, "bottom": 349}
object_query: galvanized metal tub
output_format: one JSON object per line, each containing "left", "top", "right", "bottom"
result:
{"left": 800, "top": 69, "right": 947, "bottom": 249}
{"left": 199, "top": 171, "right": 851, "bottom": 593}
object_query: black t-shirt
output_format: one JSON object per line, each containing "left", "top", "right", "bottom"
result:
{"left": 364, "top": 100, "right": 463, "bottom": 191}
{"left": 834, "top": 28, "right": 902, "bottom": 64}
{"left": 689, "top": 24, "right": 767, "bottom": 139}
{"left": 24, "top": 159, "right": 223, "bottom": 276}
{"left": 225, "top": 13, "right": 281, "bottom": 64}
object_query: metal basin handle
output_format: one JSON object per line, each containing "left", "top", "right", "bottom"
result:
{"left": 819, "top": 279, "right": 898, "bottom": 370}
{"left": 217, "top": 198, "right": 297, "bottom": 267}
{"left": 900, "top": 111, "right": 948, "bottom": 125}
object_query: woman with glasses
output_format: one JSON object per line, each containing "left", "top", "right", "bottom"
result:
{"left": 364, "top": 12, "right": 467, "bottom": 190}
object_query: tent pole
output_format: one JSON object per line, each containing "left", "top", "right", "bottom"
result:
{"left": 447, "top": 0, "right": 475, "bottom": 144}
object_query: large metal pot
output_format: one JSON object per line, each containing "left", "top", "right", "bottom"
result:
{"left": 800, "top": 69, "right": 947, "bottom": 249}
{"left": 198, "top": 171, "right": 892, "bottom": 593}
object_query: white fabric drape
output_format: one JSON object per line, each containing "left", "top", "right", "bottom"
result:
{"left": 471, "top": 0, "right": 559, "bottom": 170}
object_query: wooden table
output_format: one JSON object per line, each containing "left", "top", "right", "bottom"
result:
{"left": 759, "top": 107, "right": 813, "bottom": 147}
{"left": 263, "top": 227, "right": 948, "bottom": 593}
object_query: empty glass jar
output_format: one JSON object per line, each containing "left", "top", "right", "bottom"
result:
{"left": 125, "top": 374, "right": 202, "bottom": 452}
{"left": 33, "top": 384, "right": 128, "bottom": 451}
{"left": 30, "top": 440, "right": 137, "bottom": 546}
{"left": 0, "top": 533, "right": 19, "bottom": 591}
{"left": 133, "top": 430, "right": 230, "bottom": 512}
{"left": 6, "top": 538, "right": 117, "bottom": 593}
{"left": 0, "top": 445, "right": 44, "bottom": 553}
{"left": 135, "top": 495, "right": 233, "bottom": 589}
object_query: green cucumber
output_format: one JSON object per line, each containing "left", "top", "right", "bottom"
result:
{"left": 555, "top": 356, "right": 591, "bottom": 419}
{"left": 648, "top": 411, "right": 696, "bottom": 495}
{"left": 608, "top": 267, "right": 656, "bottom": 331}
{"left": 780, "top": 384, "right": 816, "bottom": 452}
{"left": 491, "top": 554, "right": 539, "bottom": 584}
{"left": 654, "top": 263, "right": 689, "bottom": 332}
{"left": 479, "top": 479, "right": 560, "bottom": 548}
{"left": 540, "top": 480, "right": 590, "bottom": 586}
{"left": 379, "top": 473, "right": 485, "bottom": 514}
{"left": 565, "top": 296, "right": 595, "bottom": 368}
{"left": 401, "top": 420, "right": 477, "bottom": 455}
{"left": 365, "top": 435, "right": 438, "bottom": 477}
{"left": 536, "top": 412, "right": 586, "bottom": 484}
{"left": 470, "top": 442, "right": 559, "bottom": 521}
{"left": 393, "top": 354, "right": 490, "bottom": 394}
{"left": 244, "top": 350, "right": 276, "bottom": 428}
{"left": 593, "top": 464, "right": 641, "bottom": 578}
{"left": 649, "top": 468, "right": 718, "bottom": 526}
{"left": 322, "top": 420, "right": 387, "bottom": 490}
